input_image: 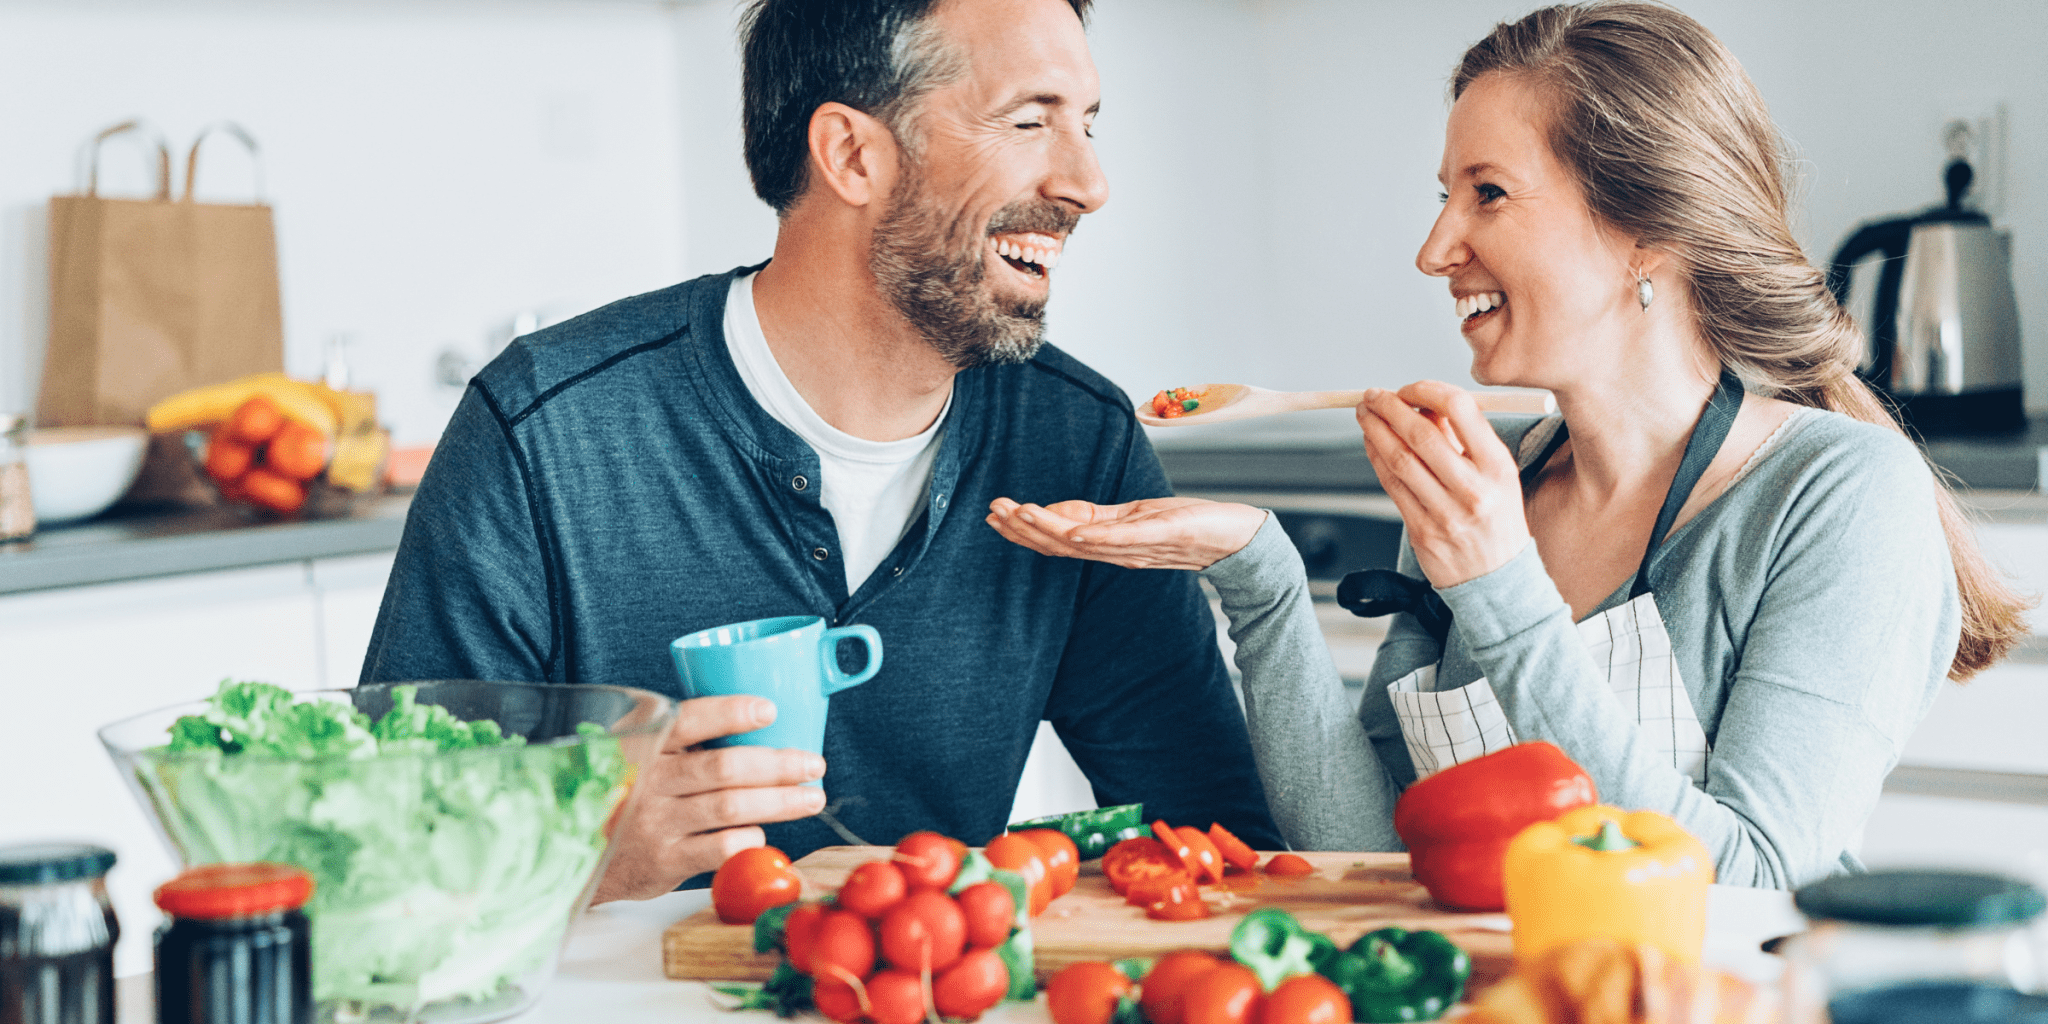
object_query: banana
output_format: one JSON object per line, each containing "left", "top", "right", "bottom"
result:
{"left": 146, "top": 372, "right": 340, "bottom": 437}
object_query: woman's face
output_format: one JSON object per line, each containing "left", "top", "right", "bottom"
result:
{"left": 1415, "top": 73, "right": 1643, "bottom": 389}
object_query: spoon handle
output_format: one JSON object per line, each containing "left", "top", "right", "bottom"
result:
{"left": 1281, "top": 389, "right": 1555, "bottom": 414}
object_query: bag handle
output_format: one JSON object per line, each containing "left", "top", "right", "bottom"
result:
{"left": 183, "top": 121, "right": 264, "bottom": 203}
{"left": 85, "top": 120, "right": 171, "bottom": 200}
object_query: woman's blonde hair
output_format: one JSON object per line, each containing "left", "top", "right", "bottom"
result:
{"left": 1452, "top": 1, "right": 2029, "bottom": 679}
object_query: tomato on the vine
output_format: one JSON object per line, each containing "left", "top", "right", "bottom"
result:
{"left": 933, "top": 947, "right": 1009, "bottom": 1020}
{"left": 1102, "top": 837, "right": 1180, "bottom": 897}
{"left": 838, "top": 859, "right": 908, "bottom": 919}
{"left": 1138, "top": 950, "right": 1223, "bottom": 1024}
{"left": 954, "top": 881, "right": 1016, "bottom": 949}
{"left": 894, "top": 831, "right": 962, "bottom": 891}
{"left": 984, "top": 833, "right": 1051, "bottom": 915}
{"left": 781, "top": 902, "right": 826, "bottom": 972}
{"left": 879, "top": 889, "right": 967, "bottom": 974}
{"left": 1045, "top": 961, "right": 1132, "bottom": 1024}
{"left": 809, "top": 908, "right": 877, "bottom": 983}
{"left": 710, "top": 846, "right": 802, "bottom": 924}
{"left": 865, "top": 968, "right": 927, "bottom": 1024}
{"left": 811, "top": 977, "right": 865, "bottom": 1024}
{"left": 1181, "top": 963, "right": 1264, "bottom": 1024}
{"left": 1260, "top": 974, "right": 1350, "bottom": 1024}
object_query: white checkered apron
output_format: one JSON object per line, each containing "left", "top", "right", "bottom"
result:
{"left": 1385, "top": 590, "right": 1710, "bottom": 785}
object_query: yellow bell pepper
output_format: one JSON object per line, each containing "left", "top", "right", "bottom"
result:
{"left": 1501, "top": 805, "right": 1712, "bottom": 967}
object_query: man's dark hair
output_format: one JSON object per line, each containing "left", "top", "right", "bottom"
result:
{"left": 740, "top": 0, "right": 1092, "bottom": 214}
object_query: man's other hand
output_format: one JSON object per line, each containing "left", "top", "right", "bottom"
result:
{"left": 592, "top": 695, "right": 827, "bottom": 903}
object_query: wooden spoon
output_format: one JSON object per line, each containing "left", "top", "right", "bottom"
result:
{"left": 1136, "top": 384, "right": 1554, "bottom": 427}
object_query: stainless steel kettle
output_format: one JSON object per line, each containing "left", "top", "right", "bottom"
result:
{"left": 1827, "top": 155, "right": 2024, "bottom": 434}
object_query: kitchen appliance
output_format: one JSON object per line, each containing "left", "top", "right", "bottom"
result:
{"left": 1828, "top": 141, "right": 2025, "bottom": 434}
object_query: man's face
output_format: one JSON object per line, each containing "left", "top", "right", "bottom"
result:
{"left": 870, "top": 0, "right": 1108, "bottom": 369}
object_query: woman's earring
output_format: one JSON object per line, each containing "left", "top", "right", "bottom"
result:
{"left": 1635, "top": 271, "right": 1655, "bottom": 311}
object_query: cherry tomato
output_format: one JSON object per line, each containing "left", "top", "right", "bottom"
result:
{"left": 1207, "top": 824, "right": 1259, "bottom": 872}
{"left": 1260, "top": 974, "right": 1350, "bottom": 1024}
{"left": 865, "top": 968, "right": 926, "bottom": 1024}
{"left": 1019, "top": 828, "right": 1080, "bottom": 898}
{"left": 265, "top": 421, "right": 328, "bottom": 481}
{"left": 1144, "top": 896, "right": 1212, "bottom": 921}
{"left": 1046, "top": 961, "right": 1132, "bottom": 1024}
{"left": 1153, "top": 820, "right": 1224, "bottom": 885}
{"left": 893, "top": 831, "right": 962, "bottom": 891}
{"left": 809, "top": 908, "right": 877, "bottom": 983}
{"left": 1138, "top": 950, "right": 1224, "bottom": 1024}
{"left": 954, "top": 881, "right": 1015, "bottom": 949}
{"left": 1181, "top": 962, "right": 1264, "bottom": 1024}
{"left": 984, "top": 833, "right": 1050, "bottom": 916}
{"left": 838, "top": 859, "right": 908, "bottom": 919}
{"left": 878, "top": 889, "right": 966, "bottom": 974}
{"left": 811, "top": 977, "right": 865, "bottom": 1024}
{"left": 226, "top": 396, "right": 284, "bottom": 445}
{"left": 1124, "top": 870, "right": 1198, "bottom": 908}
{"left": 1101, "top": 837, "right": 1180, "bottom": 897}
{"left": 933, "top": 947, "right": 1008, "bottom": 1020}
{"left": 1262, "top": 853, "right": 1316, "bottom": 878}
{"left": 781, "top": 902, "right": 826, "bottom": 972}
{"left": 710, "top": 846, "right": 803, "bottom": 924}
{"left": 204, "top": 434, "right": 253, "bottom": 483}
{"left": 239, "top": 468, "right": 306, "bottom": 514}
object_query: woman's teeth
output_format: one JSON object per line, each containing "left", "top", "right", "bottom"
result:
{"left": 994, "top": 235, "right": 1061, "bottom": 272}
{"left": 1456, "top": 292, "right": 1506, "bottom": 319}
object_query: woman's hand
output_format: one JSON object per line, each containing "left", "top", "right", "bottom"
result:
{"left": 986, "top": 496, "right": 1266, "bottom": 571}
{"left": 1359, "top": 381, "right": 1531, "bottom": 588}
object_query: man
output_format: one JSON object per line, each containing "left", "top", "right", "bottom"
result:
{"left": 363, "top": 0, "right": 1279, "bottom": 901}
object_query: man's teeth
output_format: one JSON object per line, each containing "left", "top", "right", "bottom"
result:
{"left": 993, "top": 235, "right": 1062, "bottom": 270}
{"left": 1455, "top": 292, "right": 1506, "bottom": 318}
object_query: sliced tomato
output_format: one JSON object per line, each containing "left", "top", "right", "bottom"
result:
{"left": 1123, "top": 869, "right": 1198, "bottom": 908}
{"left": 1207, "top": 823, "right": 1259, "bottom": 872}
{"left": 1153, "top": 820, "right": 1223, "bottom": 885}
{"left": 1145, "top": 896, "right": 1212, "bottom": 921}
{"left": 1262, "top": 853, "right": 1316, "bottom": 877}
{"left": 1101, "top": 837, "right": 1180, "bottom": 897}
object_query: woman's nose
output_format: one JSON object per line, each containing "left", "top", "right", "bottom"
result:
{"left": 1415, "top": 206, "right": 1468, "bottom": 278}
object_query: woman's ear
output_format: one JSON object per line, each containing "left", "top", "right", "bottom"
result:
{"left": 1631, "top": 243, "right": 1672, "bottom": 279}
{"left": 806, "top": 102, "right": 901, "bottom": 209}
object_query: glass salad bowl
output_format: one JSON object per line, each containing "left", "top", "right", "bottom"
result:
{"left": 100, "top": 680, "right": 676, "bottom": 1024}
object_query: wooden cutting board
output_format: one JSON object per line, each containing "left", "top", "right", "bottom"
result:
{"left": 663, "top": 847, "right": 1512, "bottom": 992}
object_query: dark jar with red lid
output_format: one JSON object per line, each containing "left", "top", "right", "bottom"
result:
{"left": 152, "top": 864, "right": 313, "bottom": 1024}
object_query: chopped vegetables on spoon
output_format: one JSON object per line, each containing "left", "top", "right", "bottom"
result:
{"left": 1148, "top": 387, "right": 1207, "bottom": 419}
{"left": 138, "top": 680, "right": 629, "bottom": 1009}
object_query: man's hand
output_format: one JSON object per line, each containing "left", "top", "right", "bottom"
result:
{"left": 592, "top": 695, "right": 827, "bottom": 903}
{"left": 985, "top": 496, "right": 1266, "bottom": 571}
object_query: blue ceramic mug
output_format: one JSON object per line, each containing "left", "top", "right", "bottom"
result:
{"left": 668, "top": 615, "right": 882, "bottom": 777}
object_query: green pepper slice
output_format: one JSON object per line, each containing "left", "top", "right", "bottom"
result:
{"left": 1321, "top": 927, "right": 1471, "bottom": 1023}
{"left": 1009, "top": 803, "right": 1148, "bottom": 860}
{"left": 1228, "top": 907, "right": 1319, "bottom": 991}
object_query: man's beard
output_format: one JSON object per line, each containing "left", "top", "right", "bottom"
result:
{"left": 869, "top": 162, "right": 1079, "bottom": 370}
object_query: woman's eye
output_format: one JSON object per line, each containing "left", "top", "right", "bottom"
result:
{"left": 1476, "top": 183, "right": 1507, "bottom": 204}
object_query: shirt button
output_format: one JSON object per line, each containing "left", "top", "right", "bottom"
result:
{"left": 812, "top": 547, "right": 830, "bottom": 561}
{"left": 792, "top": 475, "right": 809, "bottom": 491}
{"left": 935, "top": 493, "right": 949, "bottom": 509}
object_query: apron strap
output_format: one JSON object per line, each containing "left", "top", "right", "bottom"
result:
{"left": 1629, "top": 367, "right": 1745, "bottom": 598}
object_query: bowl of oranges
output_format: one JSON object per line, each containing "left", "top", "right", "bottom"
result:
{"left": 148, "top": 373, "right": 390, "bottom": 516}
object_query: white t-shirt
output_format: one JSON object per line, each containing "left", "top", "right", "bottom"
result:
{"left": 724, "top": 273, "right": 950, "bottom": 595}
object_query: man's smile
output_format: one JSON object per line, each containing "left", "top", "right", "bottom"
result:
{"left": 990, "top": 231, "right": 1063, "bottom": 281}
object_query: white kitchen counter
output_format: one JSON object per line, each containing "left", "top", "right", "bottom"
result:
{"left": 116, "top": 885, "right": 1805, "bottom": 1024}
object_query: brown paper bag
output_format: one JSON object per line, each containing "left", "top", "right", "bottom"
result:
{"left": 39, "top": 121, "right": 285, "bottom": 504}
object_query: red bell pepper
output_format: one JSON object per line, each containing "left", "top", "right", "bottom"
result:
{"left": 1391, "top": 741, "right": 1596, "bottom": 912}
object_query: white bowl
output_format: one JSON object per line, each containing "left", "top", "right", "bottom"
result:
{"left": 25, "top": 425, "right": 148, "bottom": 524}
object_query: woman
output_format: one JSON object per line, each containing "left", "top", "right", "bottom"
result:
{"left": 988, "top": 1, "right": 2028, "bottom": 889}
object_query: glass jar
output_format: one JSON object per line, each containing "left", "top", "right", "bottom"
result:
{"left": 152, "top": 864, "right": 313, "bottom": 1024}
{"left": 0, "top": 843, "right": 120, "bottom": 1024}
{"left": 0, "top": 412, "right": 34, "bottom": 542}
{"left": 1783, "top": 868, "right": 2048, "bottom": 1023}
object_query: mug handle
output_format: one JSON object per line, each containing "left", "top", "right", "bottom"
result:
{"left": 819, "top": 625, "right": 883, "bottom": 696}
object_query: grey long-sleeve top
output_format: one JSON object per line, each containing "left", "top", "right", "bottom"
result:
{"left": 1200, "top": 408, "right": 1961, "bottom": 889}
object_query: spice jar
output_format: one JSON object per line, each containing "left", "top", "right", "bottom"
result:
{"left": 0, "top": 413, "right": 34, "bottom": 542}
{"left": 0, "top": 843, "right": 120, "bottom": 1024}
{"left": 1784, "top": 868, "right": 2048, "bottom": 1023}
{"left": 152, "top": 864, "right": 313, "bottom": 1024}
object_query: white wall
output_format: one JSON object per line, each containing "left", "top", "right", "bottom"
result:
{"left": 0, "top": 0, "right": 686, "bottom": 447}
